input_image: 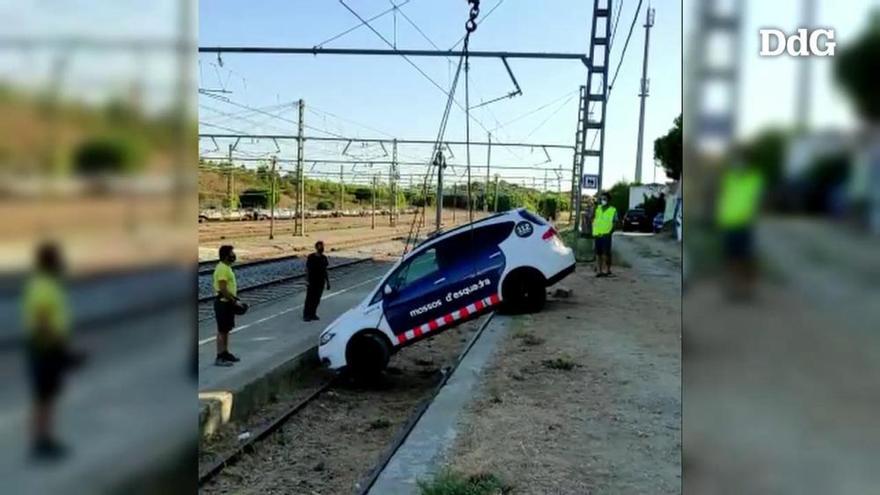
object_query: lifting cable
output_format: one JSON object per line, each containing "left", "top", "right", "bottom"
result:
{"left": 402, "top": 1, "right": 480, "bottom": 255}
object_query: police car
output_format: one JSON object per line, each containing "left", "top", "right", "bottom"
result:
{"left": 318, "top": 208, "right": 576, "bottom": 374}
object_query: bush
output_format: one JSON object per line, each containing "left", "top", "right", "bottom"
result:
{"left": 73, "top": 135, "right": 146, "bottom": 176}
{"left": 418, "top": 470, "right": 510, "bottom": 495}
{"left": 540, "top": 196, "right": 559, "bottom": 220}
{"left": 316, "top": 200, "right": 334, "bottom": 210}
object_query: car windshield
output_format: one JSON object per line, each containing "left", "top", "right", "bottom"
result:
{"left": 627, "top": 210, "right": 645, "bottom": 217}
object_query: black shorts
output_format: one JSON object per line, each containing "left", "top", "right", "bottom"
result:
{"left": 594, "top": 234, "right": 612, "bottom": 256}
{"left": 723, "top": 228, "right": 753, "bottom": 261}
{"left": 27, "top": 345, "right": 66, "bottom": 401}
{"left": 214, "top": 299, "right": 236, "bottom": 333}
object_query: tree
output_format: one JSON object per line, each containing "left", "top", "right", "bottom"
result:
{"left": 835, "top": 11, "right": 880, "bottom": 123}
{"left": 74, "top": 135, "right": 146, "bottom": 176}
{"left": 606, "top": 181, "right": 631, "bottom": 216}
{"left": 654, "top": 114, "right": 682, "bottom": 180}
{"left": 742, "top": 128, "right": 789, "bottom": 186}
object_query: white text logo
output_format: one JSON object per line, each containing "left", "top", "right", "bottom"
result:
{"left": 759, "top": 28, "right": 836, "bottom": 57}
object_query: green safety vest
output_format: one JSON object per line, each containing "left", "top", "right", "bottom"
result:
{"left": 592, "top": 205, "right": 617, "bottom": 236}
{"left": 717, "top": 168, "right": 764, "bottom": 229}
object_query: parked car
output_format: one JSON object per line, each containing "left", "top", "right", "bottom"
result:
{"left": 622, "top": 208, "right": 652, "bottom": 232}
{"left": 653, "top": 213, "right": 665, "bottom": 233}
{"left": 318, "top": 208, "right": 576, "bottom": 374}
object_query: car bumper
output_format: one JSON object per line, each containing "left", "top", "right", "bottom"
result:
{"left": 547, "top": 262, "right": 576, "bottom": 286}
{"left": 318, "top": 342, "right": 347, "bottom": 370}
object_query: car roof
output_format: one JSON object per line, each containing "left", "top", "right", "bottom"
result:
{"left": 407, "top": 208, "right": 523, "bottom": 258}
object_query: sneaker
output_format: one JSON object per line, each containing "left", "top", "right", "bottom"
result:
{"left": 221, "top": 351, "right": 241, "bottom": 363}
{"left": 214, "top": 355, "right": 234, "bottom": 367}
{"left": 312, "top": 315, "right": 320, "bottom": 321}
{"left": 303, "top": 316, "right": 314, "bottom": 322}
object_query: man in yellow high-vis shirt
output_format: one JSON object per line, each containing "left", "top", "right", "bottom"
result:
{"left": 213, "top": 245, "right": 241, "bottom": 366}
{"left": 592, "top": 192, "right": 619, "bottom": 277}
{"left": 716, "top": 159, "right": 764, "bottom": 297}
{"left": 22, "top": 242, "right": 76, "bottom": 460}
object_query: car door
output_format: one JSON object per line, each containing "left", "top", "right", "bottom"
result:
{"left": 381, "top": 232, "right": 474, "bottom": 341}
{"left": 466, "top": 222, "right": 513, "bottom": 298}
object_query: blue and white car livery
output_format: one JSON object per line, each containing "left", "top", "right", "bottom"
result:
{"left": 318, "top": 208, "right": 575, "bottom": 373}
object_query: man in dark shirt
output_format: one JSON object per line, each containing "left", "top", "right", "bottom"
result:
{"left": 303, "top": 241, "right": 330, "bottom": 321}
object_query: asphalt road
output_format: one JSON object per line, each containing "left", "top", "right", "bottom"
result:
{"left": 0, "top": 303, "right": 195, "bottom": 494}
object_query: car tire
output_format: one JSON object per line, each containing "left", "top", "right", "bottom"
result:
{"left": 502, "top": 271, "right": 546, "bottom": 314}
{"left": 346, "top": 332, "right": 390, "bottom": 375}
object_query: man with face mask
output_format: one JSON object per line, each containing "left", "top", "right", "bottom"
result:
{"left": 303, "top": 240, "right": 330, "bottom": 321}
{"left": 213, "top": 245, "right": 240, "bottom": 366}
{"left": 592, "top": 192, "right": 618, "bottom": 277}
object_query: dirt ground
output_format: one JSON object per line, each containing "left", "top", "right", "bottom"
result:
{"left": 445, "top": 233, "right": 681, "bottom": 494}
{"left": 684, "top": 217, "right": 880, "bottom": 494}
{"left": 200, "top": 314, "right": 491, "bottom": 495}
{"left": 0, "top": 196, "right": 194, "bottom": 274}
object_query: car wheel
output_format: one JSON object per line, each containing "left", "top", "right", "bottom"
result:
{"left": 346, "top": 332, "right": 390, "bottom": 375}
{"left": 502, "top": 271, "right": 546, "bottom": 314}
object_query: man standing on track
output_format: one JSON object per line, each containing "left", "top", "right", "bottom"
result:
{"left": 213, "top": 245, "right": 241, "bottom": 366}
{"left": 592, "top": 192, "right": 618, "bottom": 277}
{"left": 303, "top": 241, "right": 330, "bottom": 322}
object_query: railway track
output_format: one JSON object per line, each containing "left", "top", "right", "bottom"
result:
{"left": 198, "top": 215, "right": 425, "bottom": 243}
{"left": 198, "top": 254, "right": 300, "bottom": 276}
{"left": 197, "top": 312, "right": 496, "bottom": 489}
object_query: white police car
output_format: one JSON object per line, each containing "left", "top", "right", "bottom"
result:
{"left": 318, "top": 208, "right": 575, "bottom": 374}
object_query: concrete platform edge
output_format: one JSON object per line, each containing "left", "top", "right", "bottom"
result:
{"left": 198, "top": 346, "right": 319, "bottom": 439}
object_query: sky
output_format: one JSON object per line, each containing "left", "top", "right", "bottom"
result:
{"left": 0, "top": 0, "right": 187, "bottom": 109}
{"left": 197, "top": 0, "right": 684, "bottom": 191}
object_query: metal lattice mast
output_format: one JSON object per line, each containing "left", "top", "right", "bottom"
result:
{"left": 485, "top": 132, "right": 492, "bottom": 212}
{"left": 390, "top": 139, "right": 398, "bottom": 226}
{"left": 571, "top": 85, "right": 586, "bottom": 223}
{"left": 295, "top": 99, "right": 305, "bottom": 236}
{"left": 574, "top": 0, "right": 612, "bottom": 233}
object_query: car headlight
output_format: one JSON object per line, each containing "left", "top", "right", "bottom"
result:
{"left": 319, "top": 332, "right": 336, "bottom": 346}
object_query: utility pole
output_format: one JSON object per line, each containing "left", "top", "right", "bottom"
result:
{"left": 295, "top": 99, "right": 305, "bottom": 236}
{"left": 485, "top": 132, "right": 491, "bottom": 213}
{"left": 339, "top": 164, "right": 345, "bottom": 214}
{"left": 391, "top": 139, "right": 398, "bottom": 226}
{"left": 796, "top": 0, "right": 816, "bottom": 130}
{"left": 635, "top": 6, "right": 655, "bottom": 185}
{"left": 434, "top": 150, "right": 446, "bottom": 231}
{"left": 226, "top": 143, "right": 235, "bottom": 209}
{"left": 452, "top": 183, "right": 457, "bottom": 223}
{"left": 269, "top": 155, "right": 276, "bottom": 239}
{"left": 493, "top": 174, "right": 500, "bottom": 212}
{"left": 371, "top": 175, "right": 377, "bottom": 229}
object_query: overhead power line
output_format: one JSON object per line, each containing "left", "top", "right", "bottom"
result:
{"left": 608, "top": 0, "right": 644, "bottom": 94}
{"left": 315, "top": 0, "right": 415, "bottom": 47}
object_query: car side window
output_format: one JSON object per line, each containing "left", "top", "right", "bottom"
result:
{"left": 471, "top": 222, "right": 514, "bottom": 246}
{"left": 393, "top": 247, "right": 440, "bottom": 293}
